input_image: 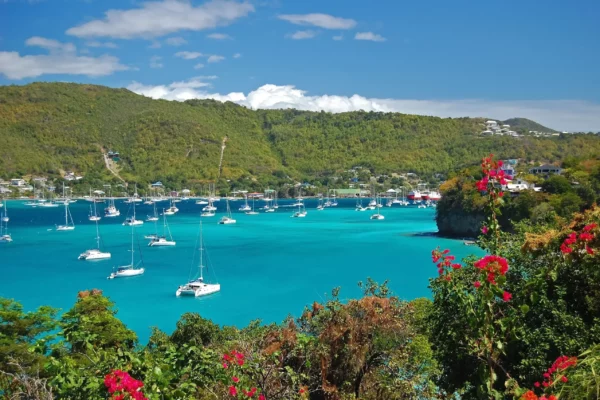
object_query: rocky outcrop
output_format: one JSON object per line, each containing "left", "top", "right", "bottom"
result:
{"left": 436, "top": 210, "right": 485, "bottom": 238}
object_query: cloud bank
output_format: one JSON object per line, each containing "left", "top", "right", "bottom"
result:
{"left": 66, "top": 0, "right": 254, "bottom": 39}
{"left": 0, "top": 37, "right": 128, "bottom": 79}
{"left": 126, "top": 79, "right": 600, "bottom": 132}
{"left": 278, "top": 13, "right": 356, "bottom": 30}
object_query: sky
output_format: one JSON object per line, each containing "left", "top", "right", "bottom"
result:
{"left": 1, "top": 0, "right": 599, "bottom": 131}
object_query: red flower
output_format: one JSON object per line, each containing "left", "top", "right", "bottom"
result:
{"left": 548, "top": 396, "right": 557, "bottom": 400}
{"left": 498, "top": 191, "right": 505, "bottom": 197}
{"left": 560, "top": 243, "right": 573, "bottom": 254}
{"left": 534, "top": 381, "right": 540, "bottom": 387}
{"left": 579, "top": 232, "right": 594, "bottom": 242}
{"left": 229, "top": 385, "right": 238, "bottom": 396}
{"left": 561, "top": 376, "right": 568, "bottom": 383}
{"left": 223, "top": 363, "right": 229, "bottom": 369}
{"left": 521, "top": 390, "right": 538, "bottom": 400}
{"left": 474, "top": 281, "right": 481, "bottom": 288}
{"left": 583, "top": 223, "right": 597, "bottom": 232}
{"left": 299, "top": 388, "right": 306, "bottom": 394}
{"left": 451, "top": 263, "right": 462, "bottom": 269}
{"left": 481, "top": 226, "right": 489, "bottom": 234}
{"left": 442, "top": 249, "right": 450, "bottom": 254}
{"left": 444, "top": 275, "right": 452, "bottom": 281}
{"left": 232, "top": 376, "right": 239, "bottom": 383}
{"left": 503, "top": 291, "right": 512, "bottom": 302}
{"left": 586, "top": 246, "right": 594, "bottom": 255}
{"left": 259, "top": 395, "right": 266, "bottom": 400}
{"left": 498, "top": 160, "right": 503, "bottom": 167}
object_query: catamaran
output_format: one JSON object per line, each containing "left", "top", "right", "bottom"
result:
{"left": 122, "top": 202, "right": 143, "bottom": 226}
{"left": 108, "top": 225, "right": 145, "bottom": 279}
{"left": 56, "top": 200, "right": 75, "bottom": 231}
{"left": 146, "top": 202, "right": 159, "bottom": 222}
{"left": 105, "top": 193, "right": 120, "bottom": 217}
{"left": 370, "top": 196, "right": 385, "bottom": 220}
{"left": 148, "top": 213, "right": 176, "bottom": 246}
{"left": 88, "top": 201, "right": 101, "bottom": 221}
{"left": 245, "top": 196, "right": 259, "bottom": 215}
{"left": 219, "top": 199, "right": 237, "bottom": 224}
{"left": 79, "top": 217, "right": 111, "bottom": 260}
{"left": 238, "top": 195, "right": 251, "bottom": 212}
{"left": 176, "top": 221, "right": 220, "bottom": 297}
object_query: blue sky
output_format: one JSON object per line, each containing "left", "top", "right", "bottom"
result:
{"left": 1, "top": 0, "right": 599, "bottom": 131}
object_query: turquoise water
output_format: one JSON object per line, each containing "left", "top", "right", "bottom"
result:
{"left": 0, "top": 199, "right": 480, "bottom": 342}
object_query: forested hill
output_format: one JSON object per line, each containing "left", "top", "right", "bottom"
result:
{"left": 502, "top": 117, "right": 558, "bottom": 133}
{"left": 1, "top": 82, "right": 598, "bottom": 187}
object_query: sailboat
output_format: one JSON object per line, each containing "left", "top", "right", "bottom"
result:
{"left": 104, "top": 192, "right": 120, "bottom": 217}
{"left": 273, "top": 192, "right": 279, "bottom": 209}
{"left": 1, "top": 199, "right": 8, "bottom": 222}
{"left": 88, "top": 201, "right": 101, "bottom": 221}
{"left": 219, "top": 199, "right": 236, "bottom": 224}
{"left": 108, "top": 225, "right": 145, "bottom": 279}
{"left": 202, "top": 199, "right": 216, "bottom": 213}
{"left": 245, "top": 196, "right": 259, "bottom": 215}
{"left": 122, "top": 202, "right": 143, "bottom": 226}
{"left": 316, "top": 196, "right": 324, "bottom": 211}
{"left": 292, "top": 201, "right": 307, "bottom": 218}
{"left": 370, "top": 196, "right": 385, "bottom": 220}
{"left": 165, "top": 198, "right": 179, "bottom": 215}
{"left": 56, "top": 200, "right": 75, "bottom": 231}
{"left": 79, "top": 218, "right": 111, "bottom": 260}
{"left": 146, "top": 202, "right": 159, "bottom": 222}
{"left": 238, "top": 195, "right": 251, "bottom": 212}
{"left": 356, "top": 194, "right": 366, "bottom": 211}
{"left": 0, "top": 200, "right": 11, "bottom": 242}
{"left": 148, "top": 213, "right": 176, "bottom": 246}
{"left": 331, "top": 192, "right": 338, "bottom": 206}
{"left": 176, "top": 221, "right": 220, "bottom": 297}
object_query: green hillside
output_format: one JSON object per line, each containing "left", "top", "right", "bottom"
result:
{"left": 1, "top": 83, "right": 599, "bottom": 190}
{"left": 502, "top": 117, "right": 558, "bottom": 133}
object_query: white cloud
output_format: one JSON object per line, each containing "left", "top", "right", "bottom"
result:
{"left": 278, "top": 13, "right": 356, "bottom": 29}
{"left": 67, "top": 0, "right": 254, "bottom": 39}
{"left": 289, "top": 30, "right": 318, "bottom": 40}
{"left": 165, "top": 36, "right": 187, "bottom": 46}
{"left": 207, "top": 55, "right": 225, "bottom": 63}
{"left": 0, "top": 37, "right": 128, "bottom": 79}
{"left": 127, "top": 77, "right": 224, "bottom": 101}
{"left": 355, "top": 32, "right": 386, "bottom": 42}
{"left": 150, "top": 55, "right": 163, "bottom": 68}
{"left": 175, "top": 51, "right": 203, "bottom": 59}
{"left": 194, "top": 63, "right": 205, "bottom": 69}
{"left": 207, "top": 33, "right": 232, "bottom": 40}
{"left": 332, "top": 35, "right": 343, "bottom": 41}
{"left": 126, "top": 81, "right": 600, "bottom": 132}
{"left": 148, "top": 41, "right": 162, "bottom": 49}
{"left": 233, "top": 53, "right": 241, "bottom": 58}
{"left": 86, "top": 41, "right": 118, "bottom": 48}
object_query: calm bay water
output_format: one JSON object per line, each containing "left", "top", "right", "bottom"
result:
{"left": 0, "top": 199, "right": 480, "bottom": 342}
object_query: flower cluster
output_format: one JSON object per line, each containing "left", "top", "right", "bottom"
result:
{"left": 223, "top": 349, "right": 245, "bottom": 368}
{"left": 104, "top": 370, "right": 147, "bottom": 400}
{"left": 560, "top": 223, "right": 597, "bottom": 255}
{"left": 523, "top": 355, "right": 577, "bottom": 399}
{"left": 476, "top": 154, "right": 507, "bottom": 194}
{"left": 223, "top": 351, "right": 266, "bottom": 399}
{"left": 431, "top": 248, "right": 461, "bottom": 280}
{"left": 474, "top": 255, "right": 509, "bottom": 285}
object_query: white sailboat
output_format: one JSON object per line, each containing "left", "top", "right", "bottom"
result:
{"left": 79, "top": 217, "right": 110, "bottom": 260}
{"left": 356, "top": 194, "right": 366, "bottom": 211}
{"left": 88, "top": 200, "right": 101, "bottom": 221}
{"left": 105, "top": 193, "right": 120, "bottom": 217}
{"left": 146, "top": 202, "right": 159, "bottom": 222}
{"left": 1, "top": 199, "right": 8, "bottom": 222}
{"left": 330, "top": 192, "right": 338, "bottom": 206}
{"left": 370, "top": 196, "right": 385, "bottom": 220}
{"left": 148, "top": 213, "right": 176, "bottom": 246}
{"left": 108, "top": 225, "right": 145, "bottom": 279}
{"left": 245, "top": 196, "right": 259, "bottom": 215}
{"left": 176, "top": 222, "right": 220, "bottom": 297}
{"left": 238, "top": 195, "right": 251, "bottom": 211}
{"left": 0, "top": 200, "right": 11, "bottom": 242}
{"left": 292, "top": 202, "right": 307, "bottom": 218}
{"left": 56, "top": 200, "right": 75, "bottom": 231}
{"left": 316, "top": 196, "right": 324, "bottom": 211}
{"left": 219, "top": 199, "right": 237, "bottom": 224}
{"left": 122, "top": 202, "right": 143, "bottom": 226}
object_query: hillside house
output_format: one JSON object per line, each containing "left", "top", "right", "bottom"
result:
{"left": 529, "top": 164, "right": 563, "bottom": 175}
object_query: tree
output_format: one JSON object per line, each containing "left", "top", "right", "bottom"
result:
{"left": 541, "top": 175, "right": 572, "bottom": 194}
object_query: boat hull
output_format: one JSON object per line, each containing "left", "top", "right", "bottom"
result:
{"left": 108, "top": 268, "right": 145, "bottom": 279}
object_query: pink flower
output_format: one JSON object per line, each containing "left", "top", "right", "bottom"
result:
{"left": 259, "top": 395, "right": 266, "bottom": 400}
{"left": 232, "top": 376, "right": 239, "bottom": 383}
{"left": 222, "top": 363, "right": 229, "bottom": 369}
{"left": 229, "top": 385, "right": 238, "bottom": 396}
{"left": 534, "top": 382, "right": 540, "bottom": 388}
{"left": 481, "top": 226, "right": 489, "bottom": 234}
{"left": 503, "top": 291, "right": 512, "bottom": 302}
{"left": 561, "top": 376, "right": 568, "bottom": 383}
{"left": 586, "top": 246, "right": 594, "bottom": 255}
{"left": 474, "top": 281, "right": 481, "bottom": 288}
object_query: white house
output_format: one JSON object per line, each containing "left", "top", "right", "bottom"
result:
{"left": 10, "top": 178, "right": 26, "bottom": 187}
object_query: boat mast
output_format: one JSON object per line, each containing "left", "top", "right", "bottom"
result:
{"left": 95, "top": 219, "right": 101, "bottom": 249}
{"left": 199, "top": 222, "right": 204, "bottom": 280}
{"left": 130, "top": 224, "right": 134, "bottom": 266}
